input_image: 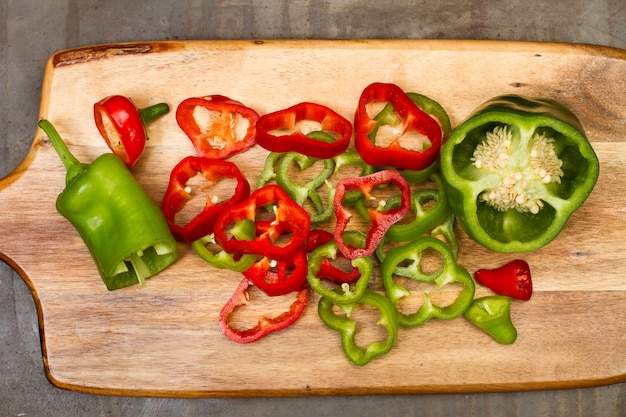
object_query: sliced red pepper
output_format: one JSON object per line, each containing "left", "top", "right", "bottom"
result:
{"left": 474, "top": 259, "right": 533, "bottom": 301}
{"left": 94, "top": 95, "right": 170, "bottom": 168}
{"left": 161, "top": 156, "right": 251, "bottom": 243}
{"left": 255, "top": 102, "right": 353, "bottom": 159}
{"left": 213, "top": 184, "right": 311, "bottom": 261}
{"left": 243, "top": 252, "right": 308, "bottom": 296}
{"left": 176, "top": 95, "right": 259, "bottom": 159}
{"left": 354, "top": 82, "right": 442, "bottom": 171}
{"left": 333, "top": 170, "right": 411, "bottom": 260}
{"left": 219, "top": 277, "right": 308, "bottom": 344}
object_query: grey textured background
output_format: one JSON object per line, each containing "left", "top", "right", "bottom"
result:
{"left": 1, "top": 1, "right": 625, "bottom": 416}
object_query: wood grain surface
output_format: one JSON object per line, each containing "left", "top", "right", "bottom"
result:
{"left": 0, "top": 40, "right": 625, "bottom": 397}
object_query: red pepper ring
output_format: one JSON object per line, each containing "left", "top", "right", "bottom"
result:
{"left": 213, "top": 184, "right": 311, "bottom": 261}
{"left": 354, "top": 82, "right": 443, "bottom": 171}
{"left": 176, "top": 95, "right": 259, "bottom": 159}
{"left": 219, "top": 277, "right": 309, "bottom": 344}
{"left": 161, "top": 156, "right": 251, "bottom": 243}
{"left": 333, "top": 170, "right": 411, "bottom": 260}
{"left": 255, "top": 102, "right": 353, "bottom": 159}
{"left": 243, "top": 252, "right": 309, "bottom": 297}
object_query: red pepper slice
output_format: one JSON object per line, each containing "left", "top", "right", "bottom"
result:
{"left": 161, "top": 156, "right": 251, "bottom": 243}
{"left": 474, "top": 259, "right": 533, "bottom": 301}
{"left": 176, "top": 95, "right": 259, "bottom": 159}
{"left": 219, "top": 277, "right": 308, "bottom": 344}
{"left": 354, "top": 82, "right": 442, "bottom": 171}
{"left": 94, "top": 95, "right": 170, "bottom": 168}
{"left": 243, "top": 252, "right": 308, "bottom": 296}
{"left": 213, "top": 184, "right": 311, "bottom": 261}
{"left": 255, "top": 102, "right": 353, "bottom": 159}
{"left": 333, "top": 170, "right": 411, "bottom": 260}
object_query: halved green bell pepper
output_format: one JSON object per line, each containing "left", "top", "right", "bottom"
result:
{"left": 39, "top": 119, "right": 179, "bottom": 290}
{"left": 440, "top": 94, "right": 600, "bottom": 253}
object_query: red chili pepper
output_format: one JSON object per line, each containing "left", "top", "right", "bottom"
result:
{"left": 213, "top": 184, "right": 311, "bottom": 261}
{"left": 333, "top": 170, "right": 411, "bottom": 260}
{"left": 353, "top": 82, "right": 442, "bottom": 171}
{"left": 161, "top": 156, "right": 251, "bottom": 243}
{"left": 474, "top": 259, "right": 533, "bottom": 301}
{"left": 176, "top": 95, "right": 259, "bottom": 159}
{"left": 243, "top": 252, "right": 308, "bottom": 296}
{"left": 94, "top": 95, "right": 170, "bottom": 168}
{"left": 219, "top": 277, "right": 308, "bottom": 344}
{"left": 255, "top": 102, "right": 353, "bottom": 159}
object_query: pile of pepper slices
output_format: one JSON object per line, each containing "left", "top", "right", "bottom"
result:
{"left": 45, "top": 80, "right": 600, "bottom": 366}
{"left": 142, "top": 81, "right": 543, "bottom": 366}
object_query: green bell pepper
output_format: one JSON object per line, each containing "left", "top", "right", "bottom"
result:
{"left": 317, "top": 289, "right": 399, "bottom": 366}
{"left": 440, "top": 94, "right": 600, "bottom": 253}
{"left": 39, "top": 119, "right": 179, "bottom": 290}
{"left": 381, "top": 236, "right": 475, "bottom": 327}
{"left": 464, "top": 295, "right": 517, "bottom": 344}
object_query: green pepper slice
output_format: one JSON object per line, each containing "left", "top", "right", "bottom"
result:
{"left": 383, "top": 174, "right": 450, "bottom": 242}
{"left": 381, "top": 236, "right": 475, "bottom": 327}
{"left": 307, "top": 231, "right": 372, "bottom": 305}
{"left": 464, "top": 295, "right": 517, "bottom": 344}
{"left": 192, "top": 219, "right": 257, "bottom": 272}
{"left": 39, "top": 119, "right": 179, "bottom": 290}
{"left": 318, "top": 289, "right": 399, "bottom": 367}
{"left": 440, "top": 94, "right": 600, "bottom": 253}
{"left": 275, "top": 147, "right": 335, "bottom": 224}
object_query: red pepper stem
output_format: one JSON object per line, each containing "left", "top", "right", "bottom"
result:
{"left": 138, "top": 103, "right": 170, "bottom": 128}
{"left": 38, "top": 119, "right": 88, "bottom": 186}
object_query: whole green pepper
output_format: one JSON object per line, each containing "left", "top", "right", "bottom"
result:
{"left": 318, "top": 289, "right": 399, "bottom": 367}
{"left": 381, "top": 236, "right": 475, "bottom": 327}
{"left": 439, "top": 94, "right": 600, "bottom": 253}
{"left": 464, "top": 295, "right": 517, "bottom": 344}
{"left": 39, "top": 119, "right": 179, "bottom": 290}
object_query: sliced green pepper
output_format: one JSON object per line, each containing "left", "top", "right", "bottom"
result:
{"left": 464, "top": 295, "right": 517, "bottom": 344}
{"left": 372, "top": 92, "right": 452, "bottom": 184}
{"left": 39, "top": 119, "right": 179, "bottom": 290}
{"left": 318, "top": 289, "right": 399, "bottom": 366}
{"left": 192, "top": 219, "right": 257, "bottom": 272}
{"left": 255, "top": 151, "right": 285, "bottom": 189}
{"left": 275, "top": 146, "right": 335, "bottom": 224}
{"left": 440, "top": 94, "right": 600, "bottom": 253}
{"left": 307, "top": 231, "right": 372, "bottom": 305}
{"left": 383, "top": 174, "right": 450, "bottom": 242}
{"left": 381, "top": 236, "right": 475, "bottom": 327}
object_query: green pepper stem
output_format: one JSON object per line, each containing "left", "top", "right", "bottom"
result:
{"left": 38, "top": 119, "right": 88, "bottom": 186}
{"left": 138, "top": 103, "right": 170, "bottom": 127}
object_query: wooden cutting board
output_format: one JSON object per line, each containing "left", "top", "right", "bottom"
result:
{"left": 1, "top": 40, "right": 625, "bottom": 397}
